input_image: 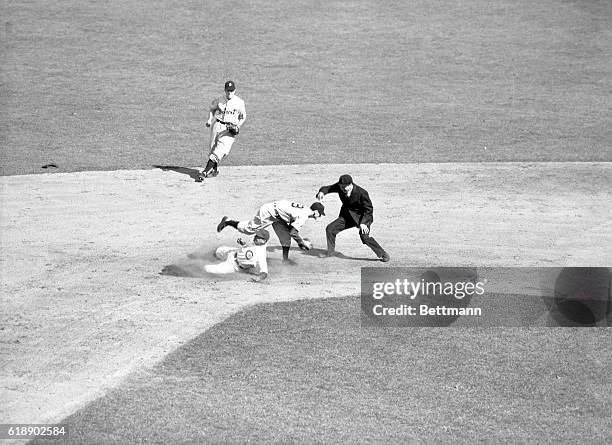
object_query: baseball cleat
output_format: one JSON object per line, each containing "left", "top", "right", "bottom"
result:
{"left": 217, "top": 216, "right": 228, "bottom": 233}
{"left": 282, "top": 258, "right": 298, "bottom": 266}
{"left": 208, "top": 169, "right": 219, "bottom": 177}
{"left": 380, "top": 252, "right": 391, "bottom": 262}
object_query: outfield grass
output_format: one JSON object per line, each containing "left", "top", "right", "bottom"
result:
{"left": 2, "top": 0, "right": 611, "bottom": 175}
{"left": 33, "top": 296, "right": 611, "bottom": 444}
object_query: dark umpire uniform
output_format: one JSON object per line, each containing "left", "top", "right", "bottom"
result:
{"left": 316, "top": 174, "right": 390, "bottom": 262}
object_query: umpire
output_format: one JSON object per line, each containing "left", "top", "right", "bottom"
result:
{"left": 316, "top": 174, "right": 390, "bottom": 262}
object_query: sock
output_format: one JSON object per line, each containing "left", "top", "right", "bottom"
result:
{"left": 203, "top": 159, "right": 215, "bottom": 174}
{"left": 227, "top": 220, "right": 238, "bottom": 229}
{"left": 282, "top": 246, "right": 290, "bottom": 260}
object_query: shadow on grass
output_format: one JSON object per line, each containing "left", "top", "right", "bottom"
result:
{"left": 153, "top": 165, "right": 201, "bottom": 182}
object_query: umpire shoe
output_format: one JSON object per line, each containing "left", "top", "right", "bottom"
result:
{"left": 380, "top": 252, "right": 391, "bottom": 262}
{"left": 217, "top": 216, "right": 228, "bottom": 233}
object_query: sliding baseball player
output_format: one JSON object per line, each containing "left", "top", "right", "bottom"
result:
{"left": 204, "top": 230, "right": 270, "bottom": 282}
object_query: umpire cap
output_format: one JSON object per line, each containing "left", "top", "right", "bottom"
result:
{"left": 310, "top": 202, "right": 325, "bottom": 216}
{"left": 339, "top": 174, "right": 353, "bottom": 185}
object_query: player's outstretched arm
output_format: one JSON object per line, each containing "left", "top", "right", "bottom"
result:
{"left": 289, "top": 228, "right": 312, "bottom": 250}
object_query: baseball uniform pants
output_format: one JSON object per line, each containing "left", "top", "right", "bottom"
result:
{"left": 325, "top": 216, "right": 386, "bottom": 257}
{"left": 208, "top": 121, "right": 236, "bottom": 163}
{"left": 203, "top": 246, "right": 240, "bottom": 274}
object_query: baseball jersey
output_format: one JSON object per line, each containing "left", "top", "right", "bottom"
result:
{"left": 235, "top": 244, "right": 268, "bottom": 274}
{"left": 211, "top": 95, "right": 246, "bottom": 125}
{"left": 259, "top": 200, "right": 311, "bottom": 232}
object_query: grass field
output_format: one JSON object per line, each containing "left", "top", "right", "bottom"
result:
{"left": 2, "top": 0, "right": 611, "bottom": 175}
{"left": 1, "top": 0, "right": 611, "bottom": 443}
{"left": 31, "top": 297, "right": 612, "bottom": 444}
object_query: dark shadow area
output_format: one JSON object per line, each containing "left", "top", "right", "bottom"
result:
{"left": 153, "top": 165, "right": 201, "bottom": 182}
{"left": 159, "top": 263, "right": 203, "bottom": 277}
{"left": 543, "top": 267, "right": 611, "bottom": 326}
{"left": 268, "top": 245, "right": 380, "bottom": 262}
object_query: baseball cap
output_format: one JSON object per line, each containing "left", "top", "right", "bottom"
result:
{"left": 224, "top": 80, "right": 236, "bottom": 91}
{"left": 310, "top": 202, "right": 325, "bottom": 216}
{"left": 339, "top": 174, "right": 353, "bottom": 185}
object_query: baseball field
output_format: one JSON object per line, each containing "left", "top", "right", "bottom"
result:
{"left": 1, "top": 0, "right": 611, "bottom": 443}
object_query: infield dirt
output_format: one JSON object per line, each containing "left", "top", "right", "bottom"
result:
{"left": 1, "top": 162, "right": 610, "bottom": 427}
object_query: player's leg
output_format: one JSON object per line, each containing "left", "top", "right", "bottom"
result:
{"left": 204, "top": 133, "right": 235, "bottom": 178}
{"left": 237, "top": 213, "right": 275, "bottom": 235}
{"left": 202, "top": 152, "right": 220, "bottom": 178}
{"left": 209, "top": 121, "right": 222, "bottom": 151}
{"left": 217, "top": 217, "right": 255, "bottom": 234}
{"left": 271, "top": 221, "right": 293, "bottom": 263}
{"left": 325, "top": 216, "right": 350, "bottom": 255}
{"left": 204, "top": 260, "right": 238, "bottom": 274}
{"left": 359, "top": 229, "right": 390, "bottom": 262}
{"left": 204, "top": 247, "right": 240, "bottom": 274}
{"left": 200, "top": 123, "right": 221, "bottom": 179}
{"left": 218, "top": 210, "right": 272, "bottom": 234}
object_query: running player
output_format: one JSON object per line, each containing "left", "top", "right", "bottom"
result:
{"left": 198, "top": 80, "right": 246, "bottom": 180}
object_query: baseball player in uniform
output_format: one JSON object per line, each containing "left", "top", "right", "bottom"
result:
{"left": 197, "top": 80, "right": 246, "bottom": 181}
{"left": 204, "top": 230, "right": 270, "bottom": 282}
{"left": 216, "top": 200, "right": 325, "bottom": 264}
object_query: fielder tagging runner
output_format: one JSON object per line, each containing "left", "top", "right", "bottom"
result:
{"left": 204, "top": 230, "right": 270, "bottom": 282}
{"left": 198, "top": 80, "right": 246, "bottom": 181}
{"left": 217, "top": 200, "right": 325, "bottom": 264}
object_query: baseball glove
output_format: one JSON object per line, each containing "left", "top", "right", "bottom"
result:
{"left": 227, "top": 123, "right": 239, "bottom": 136}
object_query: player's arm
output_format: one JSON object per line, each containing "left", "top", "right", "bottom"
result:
{"left": 237, "top": 101, "right": 246, "bottom": 128}
{"left": 288, "top": 227, "right": 306, "bottom": 246}
{"left": 289, "top": 227, "right": 312, "bottom": 250}
{"left": 206, "top": 98, "right": 220, "bottom": 127}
